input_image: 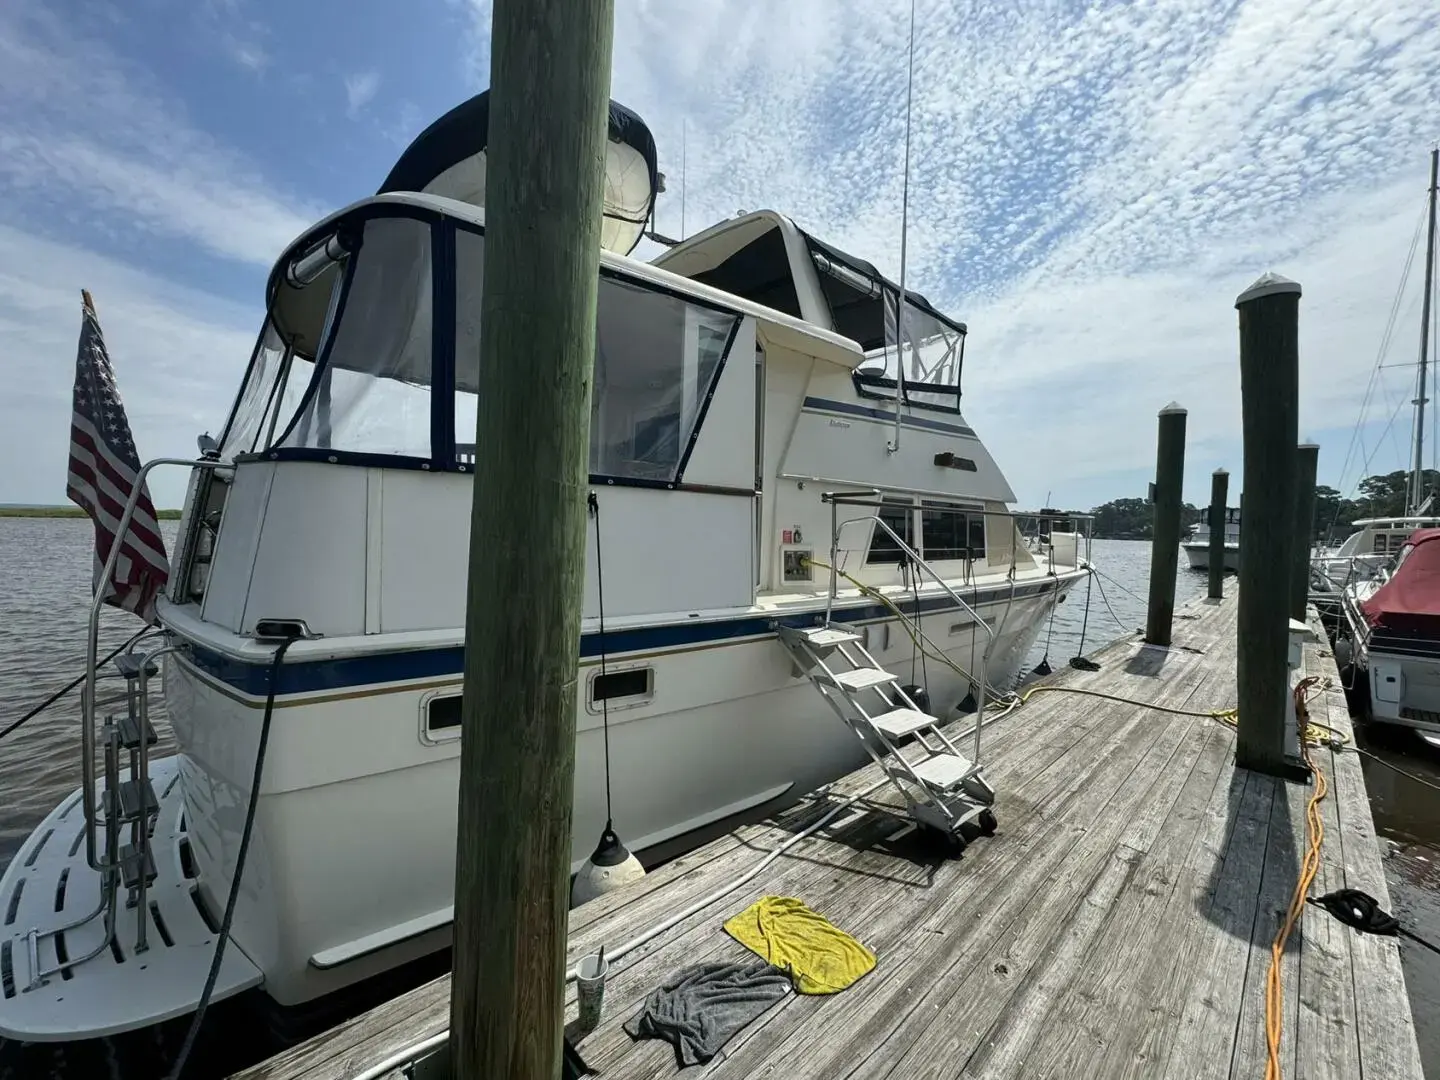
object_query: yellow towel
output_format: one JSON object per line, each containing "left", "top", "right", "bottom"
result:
{"left": 723, "top": 895, "right": 876, "bottom": 994}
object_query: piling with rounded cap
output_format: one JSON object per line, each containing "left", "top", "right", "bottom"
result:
{"left": 1292, "top": 443, "right": 1320, "bottom": 621}
{"left": 1235, "top": 272, "right": 1302, "bottom": 777}
{"left": 1146, "top": 403, "right": 1188, "bottom": 647}
{"left": 1208, "top": 468, "right": 1229, "bottom": 599}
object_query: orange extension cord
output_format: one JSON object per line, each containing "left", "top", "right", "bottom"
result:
{"left": 1265, "top": 675, "right": 1329, "bottom": 1080}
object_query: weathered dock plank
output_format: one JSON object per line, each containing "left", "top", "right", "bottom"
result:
{"left": 232, "top": 594, "right": 1423, "bottom": 1080}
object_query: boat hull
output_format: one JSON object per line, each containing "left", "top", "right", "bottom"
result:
{"left": 166, "top": 588, "right": 1059, "bottom": 1007}
{"left": 1338, "top": 585, "right": 1440, "bottom": 738}
{"left": 0, "top": 574, "right": 1074, "bottom": 1047}
{"left": 1181, "top": 541, "right": 1239, "bottom": 572}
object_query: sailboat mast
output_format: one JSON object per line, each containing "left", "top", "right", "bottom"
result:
{"left": 1412, "top": 147, "right": 1438, "bottom": 513}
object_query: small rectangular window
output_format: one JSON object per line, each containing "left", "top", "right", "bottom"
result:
{"left": 425, "top": 693, "right": 463, "bottom": 739}
{"left": 866, "top": 498, "right": 916, "bottom": 564}
{"left": 592, "top": 667, "right": 653, "bottom": 705}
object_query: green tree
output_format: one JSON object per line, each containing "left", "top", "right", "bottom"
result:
{"left": 1312, "top": 485, "right": 1360, "bottom": 541}
{"left": 1090, "top": 497, "right": 1153, "bottom": 539}
{"left": 1354, "top": 469, "right": 1440, "bottom": 518}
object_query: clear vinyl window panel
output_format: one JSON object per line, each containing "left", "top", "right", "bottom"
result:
{"left": 451, "top": 232, "right": 738, "bottom": 478}
{"left": 220, "top": 320, "right": 290, "bottom": 458}
{"left": 808, "top": 242, "right": 963, "bottom": 412}
{"left": 280, "top": 216, "right": 435, "bottom": 457}
{"left": 589, "top": 278, "right": 738, "bottom": 482}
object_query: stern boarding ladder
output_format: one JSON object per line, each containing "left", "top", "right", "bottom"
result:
{"left": 776, "top": 492, "right": 998, "bottom": 851}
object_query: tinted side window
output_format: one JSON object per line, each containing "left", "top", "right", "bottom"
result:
{"left": 867, "top": 498, "right": 916, "bottom": 564}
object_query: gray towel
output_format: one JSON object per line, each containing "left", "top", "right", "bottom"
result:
{"left": 623, "top": 959, "right": 792, "bottom": 1066}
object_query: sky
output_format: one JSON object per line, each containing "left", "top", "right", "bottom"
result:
{"left": 2, "top": 0, "right": 1439, "bottom": 511}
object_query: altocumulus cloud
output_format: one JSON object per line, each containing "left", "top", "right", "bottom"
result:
{"left": 1, "top": 0, "right": 1439, "bottom": 510}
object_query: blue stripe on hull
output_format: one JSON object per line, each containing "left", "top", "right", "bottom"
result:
{"left": 182, "top": 577, "right": 1064, "bottom": 698}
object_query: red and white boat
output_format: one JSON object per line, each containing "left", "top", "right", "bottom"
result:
{"left": 1340, "top": 528, "right": 1440, "bottom": 747}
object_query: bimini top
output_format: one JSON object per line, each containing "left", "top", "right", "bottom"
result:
{"left": 379, "top": 90, "right": 658, "bottom": 257}
{"left": 1360, "top": 528, "right": 1440, "bottom": 633}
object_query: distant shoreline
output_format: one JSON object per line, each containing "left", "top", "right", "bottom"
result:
{"left": 0, "top": 506, "right": 182, "bottom": 519}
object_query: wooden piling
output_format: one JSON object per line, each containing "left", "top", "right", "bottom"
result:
{"left": 1145, "top": 403, "right": 1187, "bottom": 647}
{"left": 1292, "top": 443, "right": 1319, "bottom": 621}
{"left": 1234, "top": 273, "right": 1301, "bottom": 776}
{"left": 449, "top": 2, "right": 615, "bottom": 1077}
{"left": 1208, "top": 468, "right": 1229, "bottom": 599}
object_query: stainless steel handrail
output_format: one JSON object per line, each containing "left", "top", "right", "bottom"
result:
{"left": 81, "top": 457, "right": 233, "bottom": 872}
{"left": 823, "top": 490, "right": 1002, "bottom": 765}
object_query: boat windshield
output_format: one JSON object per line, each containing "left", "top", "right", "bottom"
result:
{"left": 220, "top": 207, "right": 742, "bottom": 481}
{"left": 804, "top": 236, "right": 964, "bottom": 413}
{"left": 277, "top": 216, "right": 434, "bottom": 456}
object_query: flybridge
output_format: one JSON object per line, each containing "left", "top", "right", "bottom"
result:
{"left": 655, "top": 212, "right": 969, "bottom": 411}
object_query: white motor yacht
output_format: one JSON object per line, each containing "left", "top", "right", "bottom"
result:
{"left": 1312, "top": 515, "right": 1440, "bottom": 594}
{"left": 0, "top": 94, "right": 1089, "bottom": 1041}
{"left": 1181, "top": 508, "right": 1239, "bottom": 572}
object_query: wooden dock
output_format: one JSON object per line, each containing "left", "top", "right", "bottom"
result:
{"left": 234, "top": 593, "right": 1424, "bottom": 1079}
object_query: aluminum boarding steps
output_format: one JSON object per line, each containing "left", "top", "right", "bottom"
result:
{"left": 777, "top": 623, "right": 996, "bottom": 850}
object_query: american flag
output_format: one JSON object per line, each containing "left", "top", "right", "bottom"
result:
{"left": 66, "top": 290, "right": 169, "bottom": 624}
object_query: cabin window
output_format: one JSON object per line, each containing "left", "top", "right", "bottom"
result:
{"left": 921, "top": 501, "right": 986, "bottom": 561}
{"left": 423, "top": 693, "right": 463, "bottom": 741}
{"left": 589, "top": 278, "right": 738, "bottom": 482}
{"left": 589, "top": 666, "right": 654, "bottom": 711}
{"left": 220, "top": 321, "right": 289, "bottom": 457}
{"left": 279, "top": 217, "right": 435, "bottom": 457}
{"left": 866, "top": 497, "right": 916, "bottom": 564}
{"left": 450, "top": 230, "right": 739, "bottom": 479}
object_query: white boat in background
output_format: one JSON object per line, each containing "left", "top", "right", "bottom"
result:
{"left": 0, "top": 93, "right": 1089, "bottom": 1041}
{"left": 1181, "top": 508, "right": 1239, "bottom": 572}
{"left": 1312, "top": 515, "right": 1440, "bottom": 594}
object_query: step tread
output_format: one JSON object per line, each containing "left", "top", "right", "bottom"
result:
{"left": 117, "top": 778, "right": 159, "bottom": 822}
{"left": 798, "top": 626, "right": 862, "bottom": 647}
{"left": 112, "top": 654, "right": 159, "bottom": 680}
{"left": 119, "top": 843, "right": 157, "bottom": 890}
{"left": 829, "top": 668, "right": 897, "bottom": 692}
{"left": 116, "top": 713, "right": 158, "bottom": 751}
{"left": 870, "top": 708, "right": 939, "bottom": 739}
{"left": 907, "top": 753, "right": 976, "bottom": 791}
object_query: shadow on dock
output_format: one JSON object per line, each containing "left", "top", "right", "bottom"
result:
{"left": 1199, "top": 766, "right": 1302, "bottom": 953}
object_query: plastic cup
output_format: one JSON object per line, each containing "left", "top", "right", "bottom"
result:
{"left": 576, "top": 951, "right": 608, "bottom": 1032}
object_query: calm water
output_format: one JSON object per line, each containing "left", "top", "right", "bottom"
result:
{"left": 0, "top": 523, "right": 1435, "bottom": 1076}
